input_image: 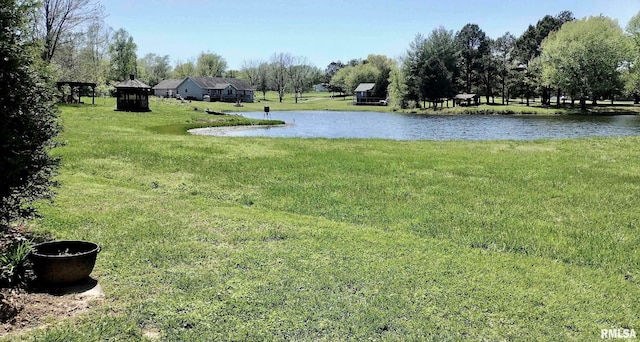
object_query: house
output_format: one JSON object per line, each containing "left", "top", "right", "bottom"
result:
{"left": 314, "top": 83, "right": 328, "bottom": 92}
{"left": 114, "top": 75, "right": 151, "bottom": 112}
{"left": 353, "top": 83, "right": 386, "bottom": 105}
{"left": 175, "top": 77, "right": 255, "bottom": 102}
{"left": 152, "top": 79, "right": 182, "bottom": 98}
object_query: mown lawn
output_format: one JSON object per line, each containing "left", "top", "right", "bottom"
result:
{"left": 5, "top": 98, "right": 640, "bottom": 341}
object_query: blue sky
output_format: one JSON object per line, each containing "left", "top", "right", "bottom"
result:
{"left": 103, "top": 0, "right": 640, "bottom": 70}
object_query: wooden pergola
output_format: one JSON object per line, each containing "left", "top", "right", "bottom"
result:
{"left": 56, "top": 81, "right": 97, "bottom": 104}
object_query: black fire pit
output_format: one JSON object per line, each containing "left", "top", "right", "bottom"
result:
{"left": 30, "top": 240, "right": 100, "bottom": 285}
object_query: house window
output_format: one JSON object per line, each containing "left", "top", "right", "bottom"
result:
{"left": 227, "top": 89, "right": 233, "bottom": 95}
{"left": 184, "top": 88, "right": 188, "bottom": 93}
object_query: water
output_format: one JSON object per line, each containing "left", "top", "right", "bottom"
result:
{"left": 190, "top": 111, "right": 640, "bottom": 141}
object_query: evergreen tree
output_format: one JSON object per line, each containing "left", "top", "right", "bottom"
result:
{"left": 1, "top": 0, "right": 61, "bottom": 231}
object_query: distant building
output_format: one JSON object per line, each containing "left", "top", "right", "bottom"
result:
{"left": 354, "top": 83, "right": 387, "bottom": 105}
{"left": 114, "top": 75, "right": 151, "bottom": 112}
{"left": 175, "top": 77, "right": 255, "bottom": 102}
{"left": 152, "top": 79, "right": 182, "bottom": 98}
{"left": 453, "top": 93, "right": 480, "bottom": 106}
{"left": 314, "top": 84, "right": 328, "bottom": 92}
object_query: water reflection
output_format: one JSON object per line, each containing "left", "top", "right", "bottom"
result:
{"left": 191, "top": 111, "right": 640, "bottom": 141}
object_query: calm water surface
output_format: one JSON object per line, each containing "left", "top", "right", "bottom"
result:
{"left": 192, "top": 111, "right": 640, "bottom": 141}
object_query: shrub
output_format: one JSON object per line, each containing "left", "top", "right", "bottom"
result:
{"left": 0, "top": 240, "right": 33, "bottom": 288}
{"left": 0, "top": 0, "right": 61, "bottom": 232}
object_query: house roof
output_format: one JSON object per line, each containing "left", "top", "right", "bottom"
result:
{"left": 187, "top": 77, "right": 254, "bottom": 91}
{"left": 355, "top": 83, "right": 376, "bottom": 92}
{"left": 153, "top": 79, "right": 182, "bottom": 90}
{"left": 454, "top": 93, "right": 479, "bottom": 100}
{"left": 114, "top": 76, "right": 151, "bottom": 89}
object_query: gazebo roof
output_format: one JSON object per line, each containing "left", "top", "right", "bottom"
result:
{"left": 454, "top": 93, "right": 479, "bottom": 100}
{"left": 354, "top": 83, "right": 376, "bottom": 92}
{"left": 114, "top": 75, "right": 151, "bottom": 89}
{"left": 56, "top": 81, "right": 97, "bottom": 88}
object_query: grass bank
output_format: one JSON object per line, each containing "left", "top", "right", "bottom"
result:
{"left": 4, "top": 99, "right": 640, "bottom": 340}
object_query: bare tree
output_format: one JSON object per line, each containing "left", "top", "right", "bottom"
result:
{"left": 287, "top": 56, "right": 316, "bottom": 103}
{"left": 256, "top": 62, "right": 270, "bottom": 100}
{"left": 240, "top": 59, "right": 262, "bottom": 87}
{"left": 270, "top": 53, "right": 292, "bottom": 102}
{"left": 78, "top": 18, "right": 112, "bottom": 84}
{"left": 35, "top": 0, "right": 104, "bottom": 62}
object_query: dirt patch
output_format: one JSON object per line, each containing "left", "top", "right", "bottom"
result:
{"left": 0, "top": 280, "right": 104, "bottom": 337}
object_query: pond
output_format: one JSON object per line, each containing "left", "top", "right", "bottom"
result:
{"left": 190, "top": 111, "right": 640, "bottom": 141}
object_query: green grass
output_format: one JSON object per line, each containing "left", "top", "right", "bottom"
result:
{"left": 175, "top": 91, "right": 384, "bottom": 113}
{"left": 4, "top": 98, "right": 640, "bottom": 341}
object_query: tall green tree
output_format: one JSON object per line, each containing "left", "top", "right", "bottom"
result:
{"left": 455, "top": 23, "right": 490, "bottom": 94}
{"left": 540, "top": 16, "right": 630, "bottom": 110}
{"left": 1, "top": 0, "right": 60, "bottom": 231}
{"left": 387, "top": 60, "right": 408, "bottom": 109}
{"left": 346, "top": 63, "right": 380, "bottom": 94}
{"left": 405, "top": 27, "right": 458, "bottom": 108}
{"left": 195, "top": 52, "right": 227, "bottom": 77}
{"left": 366, "top": 54, "right": 395, "bottom": 99}
{"left": 108, "top": 28, "right": 137, "bottom": 82}
{"left": 403, "top": 33, "right": 427, "bottom": 106}
{"left": 624, "top": 11, "right": 640, "bottom": 103}
{"left": 478, "top": 38, "right": 497, "bottom": 104}
{"left": 494, "top": 32, "right": 516, "bottom": 104}
{"left": 172, "top": 59, "right": 195, "bottom": 79}
{"left": 515, "top": 11, "right": 574, "bottom": 105}
{"left": 323, "top": 61, "right": 345, "bottom": 92}
{"left": 138, "top": 53, "right": 171, "bottom": 87}
{"left": 329, "top": 65, "right": 351, "bottom": 96}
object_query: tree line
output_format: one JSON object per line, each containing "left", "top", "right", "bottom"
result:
{"left": 385, "top": 10, "right": 640, "bottom": 110}
{"left": 26, "top": 1, "right": 640, "bottom": 109}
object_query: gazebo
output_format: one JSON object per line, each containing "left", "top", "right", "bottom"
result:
{"left": 453, "top": 93, "right": 480, "bottom": 107}
{"left": 114, "top": 75, "right": 151, "bottom": 112}
{"left": 56, "top": 81, "right": 97, "bottom": 104}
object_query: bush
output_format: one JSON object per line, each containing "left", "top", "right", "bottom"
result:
{"left": 0, "top": 239, "right": 33, "bottom": 288}
{"left": 0, "top": 0, "right": 61, "bottom": 232}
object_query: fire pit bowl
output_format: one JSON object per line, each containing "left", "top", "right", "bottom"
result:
{"left": 30, "top": 240, "right": 100, "bottom": 285}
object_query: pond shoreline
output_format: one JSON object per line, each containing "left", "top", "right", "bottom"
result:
{"left": 189, "top": 123, "right": 291, "bottom": 136}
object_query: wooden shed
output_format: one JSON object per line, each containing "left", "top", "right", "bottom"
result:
{"left": 114, "top": 75, "right": 151, "bottom": 112}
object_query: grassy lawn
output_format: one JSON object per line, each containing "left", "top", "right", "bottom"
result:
{"left": 4, "top": 98, "right": 640, "bottom": 340}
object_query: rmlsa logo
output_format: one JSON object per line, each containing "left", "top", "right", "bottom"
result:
{"left": 601, "top": 328, "right": 637, "bottom": 339}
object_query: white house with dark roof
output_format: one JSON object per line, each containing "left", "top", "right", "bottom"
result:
{"left": 152, "top": 79, "right": 182, "bottom": 98}
{"left": 175, "top": 77, "right": 255, "bottom": 102}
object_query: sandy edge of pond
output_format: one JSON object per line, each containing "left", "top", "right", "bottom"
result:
{"left": 189, "top": 124, "right": 291, "bottom": 136}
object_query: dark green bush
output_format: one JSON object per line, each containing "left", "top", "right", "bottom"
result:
{"left": 0, "top": 0, "right": 61, "bottom": 232}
